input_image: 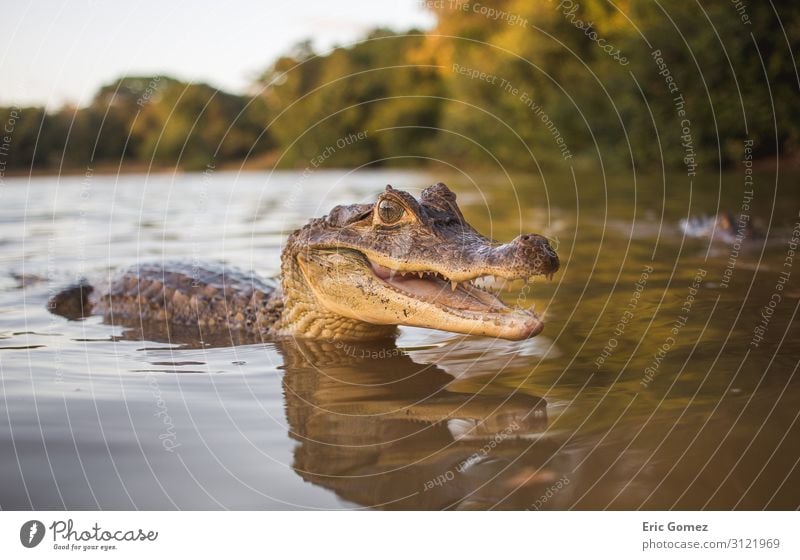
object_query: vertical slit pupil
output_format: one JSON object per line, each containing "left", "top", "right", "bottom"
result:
{"left": 379, "top": 200, "right": 404, "bottom": 223}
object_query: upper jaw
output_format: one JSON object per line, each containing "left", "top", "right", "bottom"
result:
{"left": 360, "top": 248, "right": 557, "bottom": 286}
{"left": 363, "top": 253, "right": 548, "bottom": 339}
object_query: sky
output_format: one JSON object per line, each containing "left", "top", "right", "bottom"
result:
{"left": 0, "top": 0, "right": 435, "bottom": 109}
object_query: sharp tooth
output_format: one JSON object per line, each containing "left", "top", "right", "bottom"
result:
{"left": 451, "top": 280, "right": 458, "bottom": 291}
{"left": 418, "top": 271, "right": 424, "bottom": 278}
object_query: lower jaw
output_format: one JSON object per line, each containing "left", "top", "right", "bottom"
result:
{"left": 376, "top": 281, "right": 543, "bottom": 339}
{"left": 397, "top": 305, "right": 544, "bottom": 340}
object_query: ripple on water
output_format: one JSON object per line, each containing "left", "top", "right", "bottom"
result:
{"left": 0, "top": 170, "right": 798, "bottom": 510}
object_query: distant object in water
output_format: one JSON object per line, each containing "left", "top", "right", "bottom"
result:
{"left": 680, "top": 211, "right": 758, "bottom": 244}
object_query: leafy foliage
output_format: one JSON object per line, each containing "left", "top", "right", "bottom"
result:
{"left": 1, "top": 4, "right": 797, "bottom": 173}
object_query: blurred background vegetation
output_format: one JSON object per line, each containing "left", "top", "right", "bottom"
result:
{"left": 2, "top": 0, "right": 798, "bottom": 174}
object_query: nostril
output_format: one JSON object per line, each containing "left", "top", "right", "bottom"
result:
{"left": 520, "top": 233, "right": 544, "bottom": 243}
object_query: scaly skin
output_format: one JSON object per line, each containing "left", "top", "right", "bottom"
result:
{"left": 49, "top": 183, "right": 559, "bottom": 341}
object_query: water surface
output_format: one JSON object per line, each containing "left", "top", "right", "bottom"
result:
{"left": 1, "top": 168, "right": 798, "bottom": 510}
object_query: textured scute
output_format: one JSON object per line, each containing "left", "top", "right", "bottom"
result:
{"left": 95, "top": 261, "right": 282, "bottom": 335}
{"left": 420, "top": 182, "right": 463, "bottom": 217}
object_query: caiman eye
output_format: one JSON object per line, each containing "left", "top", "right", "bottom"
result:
{"left": 378, "top": 199, "right": 405, "bottom": 224}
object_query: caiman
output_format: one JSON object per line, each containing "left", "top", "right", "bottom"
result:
{"left": 49, "top": 183, "right": 559, "bottom": 342}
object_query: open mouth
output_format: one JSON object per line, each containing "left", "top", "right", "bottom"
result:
{"left": 368, "top": 260, "right": 544, "bottom": 315}
{"left": 296, "top": 247, "right": 554, "bottom": 340}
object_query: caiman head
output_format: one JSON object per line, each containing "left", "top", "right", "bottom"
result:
{"left": 277, "top": 182, "right": 559, "bottom": 341}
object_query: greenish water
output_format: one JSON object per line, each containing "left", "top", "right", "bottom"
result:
{"left": 0, "top": 168, "right": 798, "bottom": 509}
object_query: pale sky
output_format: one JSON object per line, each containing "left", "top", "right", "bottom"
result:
{"left": 0, "top": 0, "right": 435, "bottom": 109}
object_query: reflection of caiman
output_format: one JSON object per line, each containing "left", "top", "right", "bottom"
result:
{"left": 281, "top": 339, "right": 564, "bottom": 510}
{"left": 49, "top": 316, "right": 563, "bottom": 509}
{"left": 49, "top": 183, "right": 559, "bottom": 341}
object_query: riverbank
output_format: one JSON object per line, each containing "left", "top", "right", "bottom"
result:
{"left": 2, "top": 148, "right": 797, "bottom": 179}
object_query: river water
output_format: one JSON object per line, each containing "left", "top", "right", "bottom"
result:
{"left": 1, "top": 168, "right": 798, "bottom": 510}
